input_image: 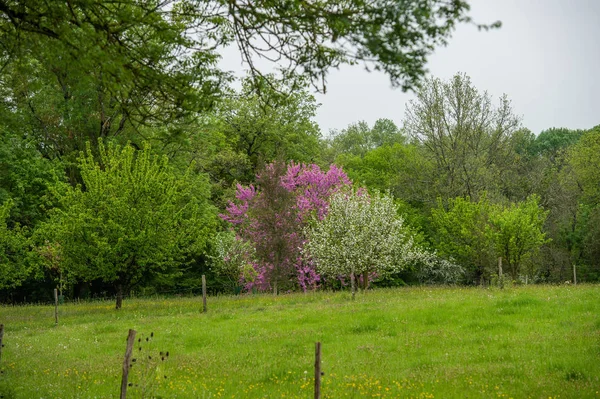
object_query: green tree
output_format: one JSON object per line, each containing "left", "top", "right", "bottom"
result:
{"left": 0, "top": 200, "right": 33, "bottom": 290}
{"left": 431, "top": 195, "right": 495, "bottom": 284}
{"left": 209, "top": 78, "right": 322, "bottom": 183}
{"left": 0, "top": 129, "right": 61, "bottom": 226}
{"left": 336, "top": 142, "right": 432, "bottom": 205}
{"left": 489, "top": 195, "right": 549, "bottom": 281}
{"left": 41, "top": 141, "right": 216, "bottom": 308}
{"left": 565, "top": 126, "right": 600, "bottom": 280}
{"left": 432, "top": 194, "right": 548, "bottom": 283}
{"left": 404, "top": 73, "right": 521, "bottom": 202}
{"left": 326, "top": 119, "right": 434, "bottom": 210}
{"left": 530, "top": 128, "right": 586, "bottom": 282}
{"left": 531, "top": 127, "right": 585, "bottom": 165}
{"left": 325, "top": 119, "right": 405, "bottom": 161}
{"left": 569, "top": 126, "right": 600, "bottom": 204}
{"left": 138, "top": 76, "right": 324, "bottom": 209}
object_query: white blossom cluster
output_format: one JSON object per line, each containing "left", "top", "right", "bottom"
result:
{"left": 209, "top": 231, "right": 256, "bottom": 282}
{"left": 303, "top": 190, "right": 451, "bottom": 280}
{"left": 304, "top": 192, "right": 420, "bottom": 276}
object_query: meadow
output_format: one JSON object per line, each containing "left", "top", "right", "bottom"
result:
{"left": 0, "top": 285, "right": 599, "bottom": 398}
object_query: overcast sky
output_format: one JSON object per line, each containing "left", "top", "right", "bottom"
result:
{"left": 221, "top": 0, "right": 600, "bottom": 136}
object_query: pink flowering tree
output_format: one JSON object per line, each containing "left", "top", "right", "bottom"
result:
{"left": 220, "top": 161, "right": 350, "bottom": 292}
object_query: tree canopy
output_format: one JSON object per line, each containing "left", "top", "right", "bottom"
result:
{"left": 0, "top": 0, "right": 489, "bottom": 94}
{"left": 405, "top": 72, "right": 522, "bottom": 202}
{"left": 40, "top": 141, "right": 216, "bottom": 308}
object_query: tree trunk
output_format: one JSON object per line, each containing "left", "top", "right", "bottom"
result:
{"left": 350, "top": 272, "right": 356, "bottom": 300}
{"left": 362, "top": 271, "right": 369, "bottom": 290}
{"left": 59, "top": 271, "right": 63, "bottom": 297}
{"left": 273, "top": 279, "right": 278, "bottom": 296}
{"left": 115, "top": 283, "right": 124, "bottom": 310}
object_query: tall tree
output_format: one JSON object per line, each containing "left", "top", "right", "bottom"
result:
{"left": 404, "top": 73, "right": 521, "bottom": 202}
{"left": 530, "top": 127, "right": 585, "bottom": 281}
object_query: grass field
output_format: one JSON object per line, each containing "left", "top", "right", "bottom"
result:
{"left": 1, "top": 285, "right": 599, "bottom": 398}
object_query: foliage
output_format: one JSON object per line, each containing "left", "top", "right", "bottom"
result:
{"left": 569, "top": 126, "right": 600, "bottom": 203}
{"left": 0, "top": 0, "right": 484, "bottom": 95}
{"left": 572, "top": 204, "right": 600, "bottom": 281}
{"left": 531, "top": 127, "right": 585, "bottom": 163}
{"left": 0, "top": 200, "right": 34, "bottom": 290}
{"left": 431, "top": 194, "right": 548, "bottom": 282}
{"left": 337, "top": 142, "right": 432, "bottom": 205}
{"left": 0, "top": 130, "right": 60, "bottom": 226}
{"left": 325, "top": 119, "right": 405, "bottom": 160}
{"left": 529, "top": 127, "right": 587, "bottom": 282}
{"left": 489, "top": 195, "right": 549, "bottom": 280}
{"left": 565, "top": 126, "right": 600, "bottom": 279}
{"left": 221, "top": 161, "right": 350, "bottom": 292}
{"left": 0, "top": 8, "right": 226, "bottom": 163}
{"left": 40, "top": 141, "right": 216, "bottom": 308}
{"left": 0, "top": 0, "right": 488, "bottom": 162}
{"left": 431, "top": 195, "right": 495, "bottom": 284}
{"left": 203, "top": 77, "right": 322, "bottom": 187}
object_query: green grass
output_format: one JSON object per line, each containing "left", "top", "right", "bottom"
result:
{"left": 1, "top": 285, "right": 599, "bottom": 398}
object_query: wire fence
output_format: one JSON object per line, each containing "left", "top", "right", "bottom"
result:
{"left": 0, "top": 281, "right": 242, "bottom": 307}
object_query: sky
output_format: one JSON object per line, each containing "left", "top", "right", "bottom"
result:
{"left": 220, "top": 0, "right": 600, "bottom": 136}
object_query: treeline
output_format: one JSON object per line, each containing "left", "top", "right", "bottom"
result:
{"left": 2, "top": 70, "right": 597, "bottom": 306}
{"left": 1, "top": 1, "right": 597, "bottom": 306}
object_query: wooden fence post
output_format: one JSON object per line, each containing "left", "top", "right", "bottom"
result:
{"left": 54, "top": 288, "right": 59, "bottom": 326}
{"left": 0, "top": 324, "right": 4, "bottom": 364}
{"left": 202, "top": 275, "right": 207, "bottom": 313}
{"left": 120, "top": 329, "right": 137, "bottom": 399}
{"left": 573, "top": 264, "right": 577, "bottom": 285}
{"left": 314, "top": 342, "right": 322, "bottom": 399}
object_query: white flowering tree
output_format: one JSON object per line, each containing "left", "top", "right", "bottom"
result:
{"left": 303, "top": 190, "right": 437, "bottom": 298}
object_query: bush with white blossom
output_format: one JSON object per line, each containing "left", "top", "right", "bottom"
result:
{"left": 303, "top": 189, "right": 461, "bottom": 295}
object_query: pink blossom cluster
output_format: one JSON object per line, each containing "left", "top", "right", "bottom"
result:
{"left": 220, "top": 162, "right": 351, "bottom": 292}
{"left": 281, "top": 163, "right": 351, "bottom": 221}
